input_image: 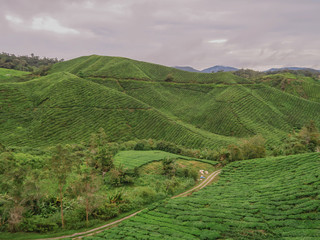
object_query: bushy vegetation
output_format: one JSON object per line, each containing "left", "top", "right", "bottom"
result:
{"left": 0, "top": 129, "right": 214, "bottom": 234}
{"left": 275, "top": 120, "right": 320, "bottom": 155}
{"left": 0, "top": 52, "right": 63, "bottom": 74}
{"left": 89, "top": 153, "right": 320, "bottom": 239}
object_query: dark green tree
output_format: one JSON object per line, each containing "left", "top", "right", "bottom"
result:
{"left": 165, "top": 73, "right": 174, "bottom": 82}
{"left": 88, "top": 128, "right": 115, "bottom": 172}
{"left": 49, "top": 144, "right": 75, "bottom": 228}
{"left": 0, "top": 152, "right": 27, "bottom": 231}
{"left": 162, "top": 157, "right": 177, "bottom": 178}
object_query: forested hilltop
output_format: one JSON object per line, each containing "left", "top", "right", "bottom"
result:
{"left": 0, "top": 54, "right": 319, "bottom": 239}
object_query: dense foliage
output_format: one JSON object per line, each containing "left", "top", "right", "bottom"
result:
{"left": 0, "top": 130, "right": 213, "bottom": 234}
{"left": 0, "top": 52, "right": 63, "bottom": 74}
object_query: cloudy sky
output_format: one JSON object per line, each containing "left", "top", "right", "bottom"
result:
{"left": 2, "top": 0, "right": 320, "bottom": 70}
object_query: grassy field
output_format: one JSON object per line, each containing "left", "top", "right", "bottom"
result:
{"left": 114, "top": 150, "right": 218, "bottom": 169}
{"left": 86, "top": 153, "right": 320, "bottom": 240}
{"left": 0, "top": 67, "right": 30, "bottom": 83}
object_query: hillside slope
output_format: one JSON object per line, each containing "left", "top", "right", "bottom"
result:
{"left": 89, "top": 78, "right": 320, "bottom": 143}
{"left": 91, "top": 153, "right": 320, "bottom": 239}
{"left": 0, "top": 67, "right": 30, "bottom": 83}
{"left": 1, "top": 55, "right": 320, "bottom": 148}
{"left": 0, "top": 72, "right": 236, "bottom": 147}
{"left": 259, "top": 72, "right": 320, "bottom": 103}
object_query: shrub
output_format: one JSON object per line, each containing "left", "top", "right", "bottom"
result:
{"left": 134, "top": 142, "right": 145, "bottom": 150}
{"left": 176, "top": 167, "right": 198, "bottom": 181}
{"left": 240, "top": 135, "right": 266, "bottom": 159}
{"left": 162, "top": 157, "right": 177, "bottom": 178}
{"left": 19, "top": 215, "right": 58, "bottom": 232}
{"left": 106, "top": 166, "right": 135, "bottom": 187}
{"left": 165, "top": 73, "right": 174, "bottom": 82}
{"left": 92, "top": 203, "right": 119, "bottom": 220}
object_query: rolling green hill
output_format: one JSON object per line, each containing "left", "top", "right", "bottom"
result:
{"left": 0, "top": 72, "right": 236, "bottom": 148}
{"left": 108, "top": 80, "right": 320, "bottom": 141}
{"left": 1, "top": 55, "right": 320, "bottom": 149}
{"left": 89, "top": 153, "right": 320, "bottom": 239}
{"left": 49, "top": 55, "right": 248, "bottom": 84}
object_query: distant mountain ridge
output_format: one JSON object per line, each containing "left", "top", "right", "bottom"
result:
{"left": 173, "top": 65, "right": 238, "bottom": 73}
{"left": 173, "top": 66, "right": 200, "bottom": 72}
{"left": 266, "top": 67, "right": 320, "bottom": 73}
{"left": 174, "top": 65, "right": 320, "bottom": 73}
{"left": 201, "top": 65, "right": 238, "bottom": 73}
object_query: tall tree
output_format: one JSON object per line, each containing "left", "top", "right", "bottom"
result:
{"left": 50, "top": 144, "right": 75, "bottom": 228}
{"left": 72, "top": 159, "right": 102, "bottom": 224}
{"left": 88, "top": 128, "right": 115, "bottom": 172}
{"left": 0, "top": 152, "right": 27, "bottom": 231}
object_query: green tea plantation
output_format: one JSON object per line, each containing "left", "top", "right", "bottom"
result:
{"left": 86, "top": 153, "right": 320, "bottom": 240}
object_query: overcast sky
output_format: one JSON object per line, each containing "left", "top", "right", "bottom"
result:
{"left": 2, "top": 0, "right": 320, "bottom": 70}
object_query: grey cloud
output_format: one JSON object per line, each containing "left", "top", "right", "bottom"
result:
{"left": 1, "top": 0, "right": 320, "bottom": 70}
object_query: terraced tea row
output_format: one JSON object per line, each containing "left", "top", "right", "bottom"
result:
{"left": 88, "top": 153, "right": 320, "bottom": 239}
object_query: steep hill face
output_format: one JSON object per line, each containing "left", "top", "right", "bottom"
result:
{"left": 1, "top": 55, "right": 320, "bottom": 148}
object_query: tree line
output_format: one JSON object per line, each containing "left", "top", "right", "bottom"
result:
{"left": 0, "top": 52, "right": 63, "bottom": 75}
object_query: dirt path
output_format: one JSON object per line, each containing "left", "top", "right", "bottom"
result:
{"left": 171, "top": 169, "right": 221, "bottom": 198}
{"left": 40, "top": 169, "right": 221, "bottom": 240}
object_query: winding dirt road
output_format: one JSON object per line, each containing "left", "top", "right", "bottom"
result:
{"left": 39, "top": 169, "right": 221, "bottom": 240}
